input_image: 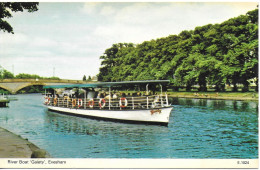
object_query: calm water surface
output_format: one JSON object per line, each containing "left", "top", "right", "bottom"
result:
{"left": 0, "top": 94, "right": 258, "bottom": 158}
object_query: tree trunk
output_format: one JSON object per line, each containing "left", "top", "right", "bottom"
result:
{"left": 232, "top": 78, "right": 238, "bottom": 92}
{"left": 198, "top": 76, "right": 207, "bottom": 92}
{"left": 242, "top": 80, "right": 249, "bottom": 92}
{"left": 232, "top": 83, "right": 238, "bottom": 92}
{"left": 186, "top": 83, "right": 192, "bottom": 91}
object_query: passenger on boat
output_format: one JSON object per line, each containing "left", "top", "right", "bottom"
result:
{"left": 105, "top": 94, "right": 111, "bottom": 99}
{"left": 87, "top": 91, "right": 95, "bottom": 99}
{"left": 112, "top": 93, "right": 118, "bottom": 99}
{"left": 97, "top": 92, "right": 105, "bottom": 99}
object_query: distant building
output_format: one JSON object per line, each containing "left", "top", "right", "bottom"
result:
{"left": 91, "top": 76, "right": 98, "bottom": 81}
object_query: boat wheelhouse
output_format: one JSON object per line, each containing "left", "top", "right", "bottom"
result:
{"left": 43, "top": 80, "right": 173, "bottom": 126}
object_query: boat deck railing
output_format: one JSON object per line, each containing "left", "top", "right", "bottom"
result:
{"left": 44, "top": 95, "right": 169, "bottom": 110}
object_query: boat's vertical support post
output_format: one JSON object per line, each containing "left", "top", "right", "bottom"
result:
{"left": 109, "top": 87, "right": 111, "bottom": 110}
{"left": 132, "top": 97, "right": 134, "bottom": 110}
{"left": 159, "top": 84, "right": 163, "bottom": 107}
{"left": 147, "top": 97, "right": 149, "bottom": 109}
{"left": 159, "top": 84, "right": 163, "bottom": 95}
{"left": 165, "top": 92, "right": 168, "bottom": 106}
{"left": 84, "top": 89, "right": 86, "bottom": 109}
{"left": 146, "top": 84, "right": 149, "bottom": 95}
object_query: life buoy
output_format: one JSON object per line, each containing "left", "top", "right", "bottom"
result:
{"left": 88, "top": 99, "right": 95, "bottom": 108}
{"left": 78, "top": 99, "right": 83, "bottom": 107}
{"left": 119, "top": 97, "right": 128, "bottom": 108}
{"left": 72, "top": 99, "right": 77, "bottom": 107}
{"left": 99, "top": 98, "right": 106, "bottom": 108}
{"left": 53, "top": 98, "right": 58, "bottom": 106}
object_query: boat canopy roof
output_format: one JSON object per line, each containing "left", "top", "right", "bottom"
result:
{"left": 43, "top": 80, "right": 170, "bottom": 89}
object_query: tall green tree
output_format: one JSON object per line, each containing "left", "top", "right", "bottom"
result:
{"left": 97, "top": 8, "right": 258, "bottom": 92}
{"left": 221, "top": 10, "right": 258, "bottom": 91}
{"left": 98, "top": 43, "right": 135, "bottom": 81}
{"left": 0, "top": 67, "right": 14, "bottom": 79}
{"left": 83, "top": 75, "right": 86, "bottom": 81}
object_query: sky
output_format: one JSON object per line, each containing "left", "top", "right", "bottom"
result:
{"left": 0, "top": 1, "right": 258, "bottom": 80}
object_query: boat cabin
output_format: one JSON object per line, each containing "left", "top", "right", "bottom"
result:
{"left": 43, "top": 80, "right": 171, "bottom": 111}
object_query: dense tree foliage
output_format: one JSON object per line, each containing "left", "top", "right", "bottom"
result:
{"left": 0, "top": 67, "right": 60, "bottom": 80}
{"left": 0, "top": 69, "right": 14, "bottom": 79}
{"left": 98, "top": 9, "right": 258, "bottom": 92}
{"left": 0, "top": 2, "right": 39, "bottom": 34}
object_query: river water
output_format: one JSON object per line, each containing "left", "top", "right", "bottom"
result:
{"left": 0, "top": 94, "right": 258, "bottom": 158}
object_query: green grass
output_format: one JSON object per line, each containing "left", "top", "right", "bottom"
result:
{"left": 167, "top": 91, "right": 258, "bottom": 101}
{"left": 116, "top": 89, "right": 258, "bottom": 101}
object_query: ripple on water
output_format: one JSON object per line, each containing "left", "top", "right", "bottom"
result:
{"left": 0, "top": 94, "right": 258, "bottom": 158}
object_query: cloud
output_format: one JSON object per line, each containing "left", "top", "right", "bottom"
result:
{"left": 0, "top": 33, "right": 29, "bottom": 45}
{"left": 100, "top": 5, "right": 116, "bottom": 16}
{"left": 81, "top": 2, "right": 102, "bottom": 15}
{"left": 31, "top": 37, "right": 58, "bottom": 47}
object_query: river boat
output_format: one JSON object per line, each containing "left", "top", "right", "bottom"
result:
{"left": 43, "top": 80, "right": 173, "bottom": 126}
{"left": 0, "top": 94, "right": 9, "bottom": 107}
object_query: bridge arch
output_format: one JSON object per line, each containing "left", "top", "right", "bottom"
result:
{"left": 0, "top": 82, "right": 47, "bottom": 94}
{"left": 0, "top": 79, "right": 86, "bottom": 94}
{"left": 0, "top": 84, "right": 13, "bottom": 94}
{"left": 15, "top": 83, "right": 47, "bottom": 93}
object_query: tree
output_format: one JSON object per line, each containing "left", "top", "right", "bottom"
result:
{"left": 221, "top": 10, "right": 258, "bottom": 92}
{"left": 15, "top": 73, "right": 41, "bottom": 79}
{"left": 97, "top": 8, "right": 258, "bottom": 92}
{"left": 0, "top": 66, "right": 14, "bottom": 79}
{"left": 98, "top": 43, "right": 135, "bottom": 81}
{"left": 83, "top": 75, "right": 86, "bottom": 81}
{"left": 3, "top": 70, "right": 14, "bottom": 78}
{"left": 0, "top": 2, "right": 39, "bottom": 34}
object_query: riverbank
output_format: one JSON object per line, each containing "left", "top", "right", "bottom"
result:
{"left": 0, "top": 127, "right": 50, "bottom": 158}
{"left": 167, "top": 92, "right": 258, "bottom": 101}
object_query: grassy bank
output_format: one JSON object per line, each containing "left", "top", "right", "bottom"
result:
{"left": 167, "top": 91, "right": 258, "bottom": 101}
{"left": 120, "top": 90, "right": 258, "bottom": 101}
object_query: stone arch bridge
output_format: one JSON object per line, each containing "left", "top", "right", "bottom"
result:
{"left": 0, "top": 79, "right": 86, "bottom": 94}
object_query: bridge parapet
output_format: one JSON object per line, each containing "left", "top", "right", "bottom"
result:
{"left": 0, "top": 79, "right": 93, "bottom": 94}
{"left": 0, "top": 79, "right": 87, "bottom": 84}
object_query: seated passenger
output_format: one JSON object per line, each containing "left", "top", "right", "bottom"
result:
{"left": 105, "top": 94, "right": 111, "bottom": 99}
{"left": 112, "top": 93, "right": 118, "bottom": 99}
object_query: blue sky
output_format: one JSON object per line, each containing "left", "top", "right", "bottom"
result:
{"left": 0, "top": 2, "right": 258, "bottom": 80}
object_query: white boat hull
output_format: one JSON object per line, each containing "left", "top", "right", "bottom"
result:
{"left": 47, "top": 106, "right": 173, "bottom": 126}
